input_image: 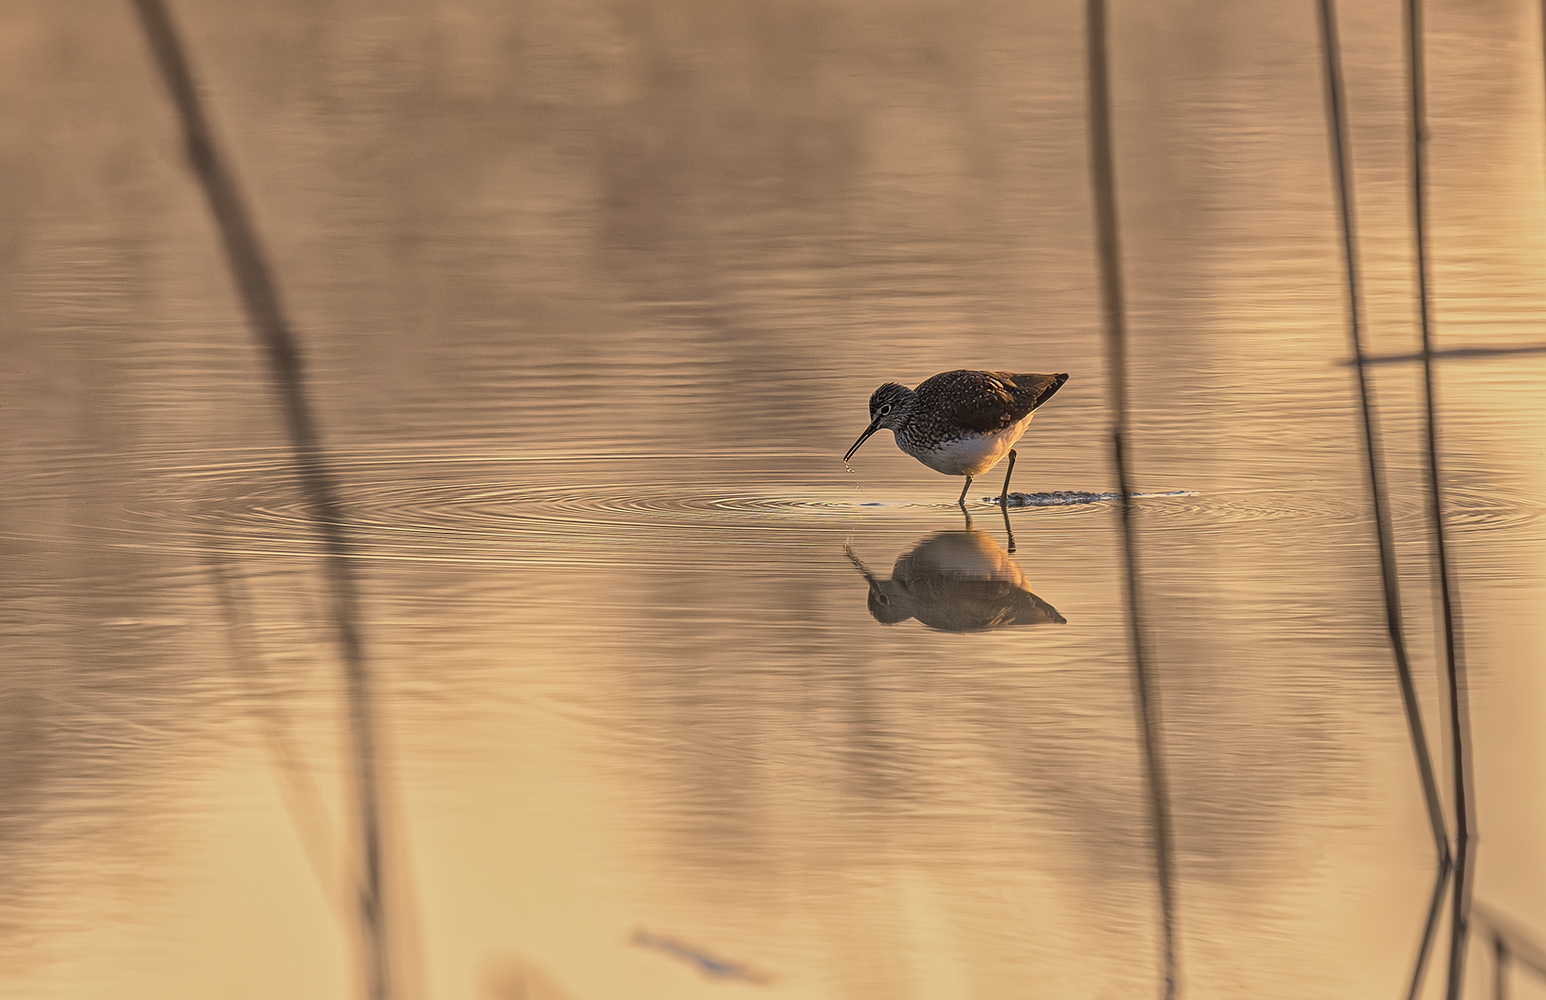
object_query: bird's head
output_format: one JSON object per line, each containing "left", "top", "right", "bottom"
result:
{"left": 843, "top": 382, "right": 916, "bottom": 463}
{"left": 866, "top": 382, "right": 915, "bottom": 430}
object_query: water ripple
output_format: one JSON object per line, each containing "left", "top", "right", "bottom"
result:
{"left": 10, "top": 449, "right": 1542, "bottom": 568}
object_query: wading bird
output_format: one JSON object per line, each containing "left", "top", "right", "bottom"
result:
{"left": 843, "top": 369, "right": 1068, "bottom": 508}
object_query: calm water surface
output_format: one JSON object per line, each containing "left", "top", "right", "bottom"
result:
{"left": 4, "top": 2, "right": 1546, "bottom": 999}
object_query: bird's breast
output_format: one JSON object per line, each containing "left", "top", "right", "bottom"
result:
{"left": 897, "top": 413, "right": 1034, "bottom": 476}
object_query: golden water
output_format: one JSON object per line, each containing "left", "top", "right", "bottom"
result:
{"left": 3, "top": 2, "right": 1546, "bottom": 998}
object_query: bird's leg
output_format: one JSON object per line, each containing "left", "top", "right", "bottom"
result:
{"left": 957, "top": 475, "right": 974, "bottom": 509}
{"left": 999, "top": 450, "right": 1018, "bottom": 552}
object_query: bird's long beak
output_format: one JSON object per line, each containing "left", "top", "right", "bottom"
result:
{"left": 844, "top": 421, "right": 881, "bottom": 463}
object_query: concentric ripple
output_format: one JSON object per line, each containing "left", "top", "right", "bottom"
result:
{"left": 11, "top": 445, "right": 1541, "bottom": 569}
{"left": 93, "top": 449, "right": 938, "bottom": 567}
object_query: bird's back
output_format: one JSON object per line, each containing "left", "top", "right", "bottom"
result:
{"left": 911, "top": 370, "right": 1068, "bottom": 436}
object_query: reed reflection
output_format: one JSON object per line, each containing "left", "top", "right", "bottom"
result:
{"left": 845, "top": 529, "right": 1065, "bottom": 632}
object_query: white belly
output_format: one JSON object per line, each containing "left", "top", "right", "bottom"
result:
{"left": 904, "top": 413, "right": 1034, "bottom": 477}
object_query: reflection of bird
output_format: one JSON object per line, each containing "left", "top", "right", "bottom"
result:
{"left": 844, "top": 370, "right": 1069, "bottom": 507}
{"left": 845, "top": 530, "right": 1066, "bottom": 632}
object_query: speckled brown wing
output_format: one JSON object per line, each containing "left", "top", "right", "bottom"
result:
{"left": 912, "top": 370, "right": 1020, "bottom": 434}
{"left": 1008, "top": 371, "right": 1068, "bottom": 411}
{"left": 913, "top": 370, "right": 1067, "bottom": 435}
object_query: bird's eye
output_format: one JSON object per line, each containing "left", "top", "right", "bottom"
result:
{"left": 878, "top": 404, "right": 892, "bottom": 415}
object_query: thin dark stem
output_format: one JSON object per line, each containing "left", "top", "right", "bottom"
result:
{"left": 127, "top": 3, "right": 392, "bottom": 998}
{"left": 1408, "top": 863, "right": 1455, "bottom": 1000}
{"left": 1345, "top": 343, "right": 1546, "bottom": 366}
{"left": 201, "top": 530, "right": 341, "bottom": 902}
{"left": 1087, "top": 3, "right": 1179, "bottom": 997}
{"left": 1403, "top": 2, "right": 1475, "bottom": 996}
{"left": 1494, "top": 933, "right": 1509, "bottom": 1000}
{"left": 1315, "top": 0, "right": 1450, "bottom": 858}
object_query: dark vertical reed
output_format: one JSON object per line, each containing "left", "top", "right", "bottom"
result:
{"left": 1085, "top": 3, "right": 1179, "bottom": 996}
{"left": 1401, "top": 3, "right": 1475, "bottom": 997}
{"left": 1316, "top": 2, "right": 1453, "bottom": 997}
{"left": 127, "top": 3, "right": 393, "bottom": 998}
{"left": 202, "top": 533, "right": 340, "bottom": 897}
{"left": 1494, "top": 932, "right": 1509, "bottom": 1000}
{"left": 1413, "top": 873, "right": 1456, "bottom": 1000}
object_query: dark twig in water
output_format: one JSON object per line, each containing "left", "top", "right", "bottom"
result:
{"left": 993, "top": 490, "right": 1192, "bottom": 507}
{"left": 1317, "top": 4, "right": 1452, "bottom": 997}
{"left": 1087, "top": 2, "right": 1180, "bottom": 997}
{"left": 128, "top": 3, "right": 396, "bottom": 998}
{"left": 1340, "top": 343, "right": 1546, "bottom": 366}
{"left": 1473, "top": 902, "right": 1546, "bottom": 986}
{"left": 1403, "top": 2, "right": 1474, "bottom": 995}
{"left": 632, "top": 929, "right": 771, "bottom": 984}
